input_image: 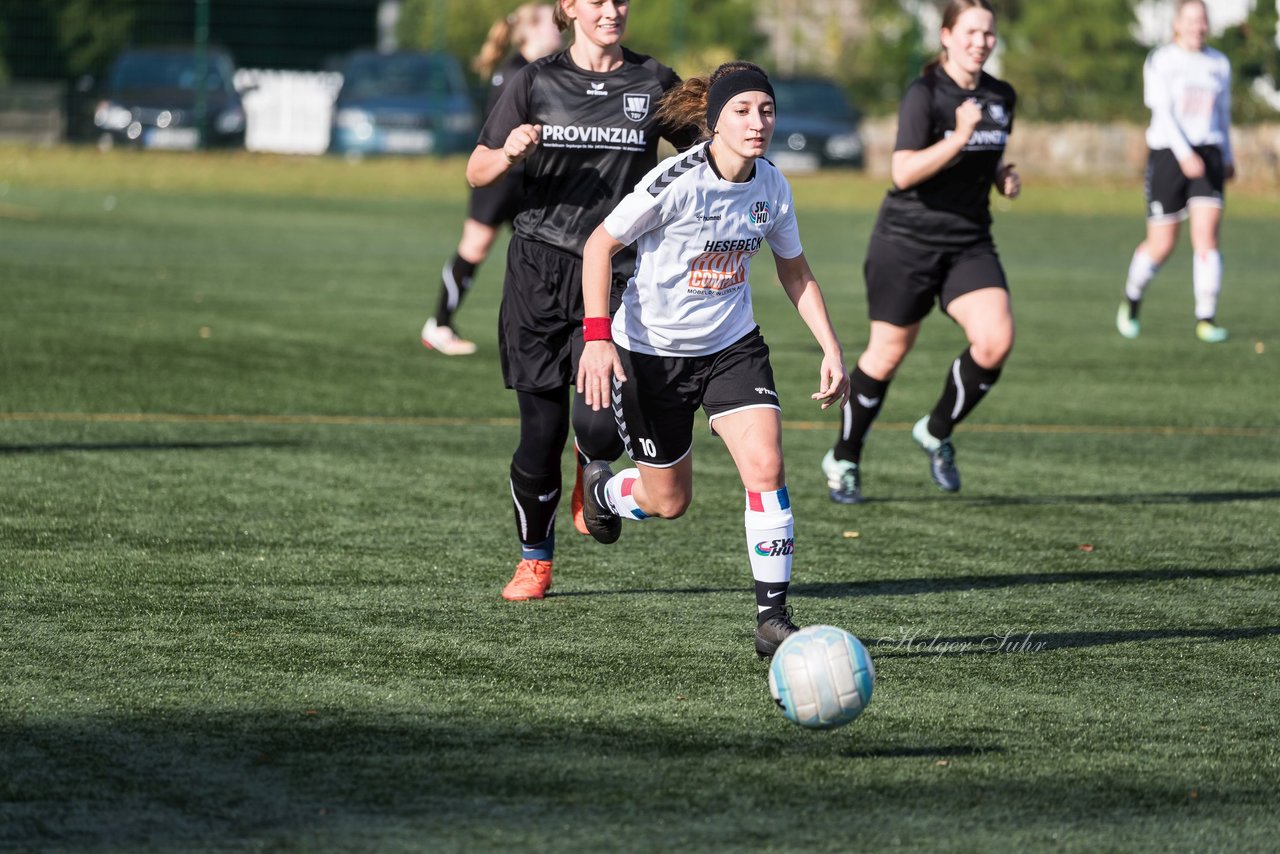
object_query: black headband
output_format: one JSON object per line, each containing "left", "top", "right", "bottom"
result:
{"left": 706, "top": 69, "right": 775, "bottom": 133}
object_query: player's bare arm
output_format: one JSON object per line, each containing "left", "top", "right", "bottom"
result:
{"left": 996, "top": 161, "right": 1021, "bottom": 198}
{"left": 577, "top": 224, "right": 628, "bottom": 411}
{"left": 890, "top": 98, "right": 982, "bottom": 190}
{"left": 774, "top": 252, "right": 849, "bottom": 410}
{"left": 465, "top": 124, "right": 542, "bottom": 188}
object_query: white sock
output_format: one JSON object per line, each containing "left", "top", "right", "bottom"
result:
{"left": 1193, "top": 250, "right": 1222, "bottom": 321}
{"left": 745, "top": 488, "right": 793, "bottom": 613}
{"left": 1125, "top": 248, "right": 1160, "bottom": 303}
{"left": 604, "top": 468, "right": 648, "bottom": 520}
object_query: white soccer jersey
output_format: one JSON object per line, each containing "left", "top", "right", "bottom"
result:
{"left": 1144, "top": 43, "right": 1233, "bottom": 165}
{"left": 603, "top": 142, "right": 803, "bottom": 357}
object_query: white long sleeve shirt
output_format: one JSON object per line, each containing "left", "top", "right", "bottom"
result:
{"left": 1144, "top": 43, "right": 1233, "bottom": 166}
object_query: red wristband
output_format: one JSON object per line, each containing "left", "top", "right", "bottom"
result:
{"left": 583, "top": 316, "right": 612, "bottom": 342}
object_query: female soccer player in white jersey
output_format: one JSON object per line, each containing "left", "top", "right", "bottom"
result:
{"left": 1117, "top": 0, "right": 1234, "bottom": 344}
{"left": 466, "top": 0, "right": 697, "bottom": 602}
{"left": 575, "top": 62, "right": 850, "bottom": 657}
{"left": 820, "top": 0, "right": 1020, "bottom": 504}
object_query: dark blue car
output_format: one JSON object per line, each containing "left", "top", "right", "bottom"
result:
{"left": 94, "top": 46, "right": 247, "bottom": 150}
{"left": 767, "top": 76, "right": 864, "bottom": 173}
{"left": 329, "top": 51, "right": 479, "bottom": 157}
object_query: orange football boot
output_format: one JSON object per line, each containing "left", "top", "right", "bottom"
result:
{"left": 502, "top": 559, "right": 553, "bottom": 601}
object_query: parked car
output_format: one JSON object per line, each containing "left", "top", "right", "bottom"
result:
{"left": 328, "top": 51, "right": 479, "bottom": 157}
{"left": 94, "top": 46, "right": 247, "bottom": 150}
{"left": 767, "top": 76, "right": 864, "bottom": 172}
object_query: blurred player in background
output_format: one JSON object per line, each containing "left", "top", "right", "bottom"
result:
{"left": 1117, "top": 0, "right": 1234, "bottom": 344}
{"left": 576, "top": 62, "right": 849, "bottom": 657}
{"left": 465, "top": 0, "right": 697, "bottom": 601}
{"left": 421, "top": 3, "right": 561, "bottom": 355}
{"left": 821, "top": 0, "right": 1020, "bottom": 504}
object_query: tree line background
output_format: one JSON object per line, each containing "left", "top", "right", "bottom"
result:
{"left": 0, "top": 0, "right": 1276, "bottom": 122}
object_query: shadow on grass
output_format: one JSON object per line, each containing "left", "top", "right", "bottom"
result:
{"left": 0, "top": 440, "right": 299, "bottom": 455}
{"left": 551, "top": 586, "right": 742, "bottom": 598}
{"left": 841, "top": 743, "right": 1005, "bottom": 759}
{"left": 797, "top": 565, "right": 1280, "bottom": 599}
{"left": 867, "top": 489, "right": 1280, "bottom": 506}
{"left": 559, "top": 566, "right": 1280, "bottom": 601}
{"left": 869, "top": 625, "right": 1280, "bottom": 658}
{"left": 1, "top": 711, "right": 1256, "bottom": 850}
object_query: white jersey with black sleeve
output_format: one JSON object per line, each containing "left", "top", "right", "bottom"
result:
{"left": 602, "top": 142, "right": 803, "bottom": 358}
{"left": 1144, "top": 43, "right": 1233, "bottom": 166}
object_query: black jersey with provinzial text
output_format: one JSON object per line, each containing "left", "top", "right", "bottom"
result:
{"left": 478, "top": 48, "right": 695, "bottom": 270}
{"left": 876, "top": 66, "right": 1016, "bottom": 248}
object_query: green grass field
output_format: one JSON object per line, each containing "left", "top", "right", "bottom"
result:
{"left": 2, "top": 146, "right": 1278, "bottom": 851}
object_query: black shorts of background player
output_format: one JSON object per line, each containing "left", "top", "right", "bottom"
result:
{"left": 576, "top": 63, "right": 849, "bottom": 657}
{"left": 420, "top": 3, "right": 561, "bottom": 356}
{"left": 1116, "top": 0, "right": 1235, "bottom": 345}
{"left": 821, "top": 0, "right": 1021, "bottom": 504}
{"left": 464, "top": 0, "right": 697, "bottom": 602}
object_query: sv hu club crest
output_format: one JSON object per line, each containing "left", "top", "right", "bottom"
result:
{"left": 623, "top": 92, "right": 651, "bottom": 122}
{"left": 750, "top": 200, "right": 770, "bottom": 224}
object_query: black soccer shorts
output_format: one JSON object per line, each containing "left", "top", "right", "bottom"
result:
{"left": 1144, "top": 145, "right": 1225, "bottom": 224}
{"left": 612, "top": 328, "right": 780, "bottom": 468}
{"left": 467, "top": 171, "right": 522, "bottom": 227}
{"left": 863, "top": 232, "right": 1009, "bottom": 327}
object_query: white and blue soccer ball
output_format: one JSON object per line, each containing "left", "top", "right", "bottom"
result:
{"left": 768, "top": 625, "right": 875, "bottom": 729}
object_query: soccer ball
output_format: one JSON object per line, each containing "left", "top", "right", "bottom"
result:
{"left": 768, "top": 625, "right": 875, "bottom": 729}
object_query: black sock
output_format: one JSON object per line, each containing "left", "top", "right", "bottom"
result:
{"left": 832, "top": 366, "right": 890, "bottom": 463}
{"left": 755, "top": 580, "right": 790, "bottom": 624}
{"left": 1127, "top": 296, "right": 1141, "bottom": 319}
{"left": 509, "top": 461, "right": 561, "bottom": 551}
{"left": 435, "top": 254, "right": 478, "bottom": 328}
{"left": 927, "top": 348, "right": 1002, "bottom": 440}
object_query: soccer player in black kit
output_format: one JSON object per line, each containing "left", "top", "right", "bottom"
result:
{"left": 422, "top": 3, "right": 562, "bottom": 356}
{"left": 465, "top": 0, "right": 697, "bottom": 601}
{"left": 821, "top": 0, "right": 1021, "bottom": 504}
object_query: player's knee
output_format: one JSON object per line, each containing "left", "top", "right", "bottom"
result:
{"left": 859, "top": 347, "right": 906, "bottom": 381}
{"left": 970, "top": 333, "right": 1013, "bottom": 369}
{"left": 573, "top": 414, "right": 623, "bottom": 461}
{"left": 1144, "top": 236, "right": 1177, "bottom": 264}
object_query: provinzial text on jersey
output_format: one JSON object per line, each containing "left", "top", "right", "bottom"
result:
{"left": 944, "top": 129, "right": 1007, "bottom": 148}
{"left": 542, "top": 125, "right": 647, "bottom": 146}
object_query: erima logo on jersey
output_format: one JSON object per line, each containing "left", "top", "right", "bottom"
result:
{"left": 704, "top": 237, "right": 762, "bottom": 252}
{"left": 587, "top": 81, "right": 607, "bottom": 97}
{"left": 754, "top": 538, "right": 794, "bottom": 557}
{"left": 623, "top": 92, "right": 650, "bottom": 121}
{"left": 542, "top": 124, "right": 647, "bottom": 146}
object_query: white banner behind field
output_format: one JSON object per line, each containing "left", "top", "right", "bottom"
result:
{"left": 235, "top": 69, "right": 343, "bottom": 155}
